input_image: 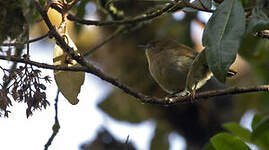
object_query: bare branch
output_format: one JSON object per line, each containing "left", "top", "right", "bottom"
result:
{"left": 67, "top": 0, "right": 80, "bottom": 10}
{"left": 1, "top": 32, "right": 50, "bottom": 47}
{"left": 84, "top": 26, "right": 128, "bottom": 56}
{"left": 48, "top": 0, "right": 214, "bottom": 26}
{"left": 44, "top": 90, "right": 60, "bottom": 150}
{"left": 0, "top": 55, "right": 89, "bottom": 72}
{"left": 66, "top": 2, "right": 176, "bottom": 26}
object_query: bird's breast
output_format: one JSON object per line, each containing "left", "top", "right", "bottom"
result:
{"left": 148, "top": 54, "right": 194, "bottom": 94}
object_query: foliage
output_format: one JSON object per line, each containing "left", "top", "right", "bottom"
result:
{"left": 203, "top": 114, "right": 269, "bottom": 150}
{"left": 0, "top": 1, "right": 26, "bottom": 45}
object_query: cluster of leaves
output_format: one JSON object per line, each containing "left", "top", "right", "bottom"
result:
{"left": 0, "top": 0, "right": 26, "bottom": 44}
{"left": 0, "top": 63, "right": 51, "bottom": 117}
{"left": 187, "top": 0, "right": 269, "bottom": 83}
{"left": 204, "top": 114, "right": 269, "bottom": 150}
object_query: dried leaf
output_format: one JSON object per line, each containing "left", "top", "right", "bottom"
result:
{"left": 53, "top": 34, "right": 85, "bottom": 105}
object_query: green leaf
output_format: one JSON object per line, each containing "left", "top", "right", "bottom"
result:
{"left": 150, "top": 124, "right": 170, "bottom": 150}
{"left": 202, "top": 0, "right": 245, "bottom": 82}
{"left": 203, "top": 142, "right": 216, "bottom": 150}
{"left": 251, "top": 114, "right": 263, "bottom": 130}
{"left": 183, "top": 0, "right": 212, "bottom": 12}
{"left": 211, "top": 133, "right": 251, "bottom": 150}
{"left": 223, "top": 123, "right": 251, "bottom": 142}
{"left": 251, "top": 116, "right": 269, "bottom": 148}
{"left": 246, "top": 7, "right": 269, "bottom": 34}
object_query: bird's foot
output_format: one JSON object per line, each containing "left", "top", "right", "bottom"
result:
{"left": 176, "top": 89, "right": 197, "bottom": 103}
{"left": 175, "top": 89, "right": 191, "bottom": 97}
{"left": 164, "top": 94, "right": 177, "bottom": 104}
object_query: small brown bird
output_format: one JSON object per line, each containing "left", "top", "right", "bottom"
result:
{"left": 144, "top": 40, "right": 235, "bottom": 95}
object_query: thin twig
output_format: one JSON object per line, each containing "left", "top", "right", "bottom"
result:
{"left": 66, "top": 2, "right": 175, "bottom": 26}
{"left": 67, "top": 0, "right": 80, "bottom": 10}
{"left": 0, "top": 55, "right": 90, "bottom": 72}
{"left": 84, "top": 26, "right": 127, "bottom": 56}
{"left": 44, "top": 90, "right": 60, "bottom": 150}
{"left": 1, "top": 32, "right": 50, "bottom": 47}
{"left": 47, "top": 0, "right": 215, "bottom": 27}
{"left": 124, "top": 135, "right": 130, "bottom": 150}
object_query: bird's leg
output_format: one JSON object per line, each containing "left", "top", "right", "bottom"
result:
{"left": 175, "top": 89, "right": 191, "bottom": 97}
{"left": 164, "top": 90, "right": 189, "bottom": 103}
{"left": 189, "top": 83, "right": 198, "bottom": 103}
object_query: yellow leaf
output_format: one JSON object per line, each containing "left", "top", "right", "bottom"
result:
{"left": 53, "top": 34, "right": 85, "bottom": 105}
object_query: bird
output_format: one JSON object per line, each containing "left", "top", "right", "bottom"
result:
{"left": 144, "top": 40, "right": 236, "bottom": 96}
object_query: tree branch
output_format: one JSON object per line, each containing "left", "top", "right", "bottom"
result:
{"left": 66, "top": 2, "right": 176, "bottom": 26}
{"left": 44, "top": 90, "right": 60, "bottom": 150}
{"left": 0, "top": 55, "right": 89, "bottom": 72}
{"left": 48, "top": 0, "right": 214, "bottom": 27}
{"left": 1, "top": 32, "right": 50, "bottom": 47}
{"left": 32, "top": 0, "right": 269, "bottom": 106}
{"left": 84, "top": 26, "right": 128, "bottom": 56}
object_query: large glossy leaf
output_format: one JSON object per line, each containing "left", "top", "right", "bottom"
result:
{"left": 223, "top": 122, "right": 251, "bottom": 142}
{"left": 202, "top": 0, "right": 245, "bottom": 82}
{"left": 211, "top": 133, "right": 251, "bottom": 150}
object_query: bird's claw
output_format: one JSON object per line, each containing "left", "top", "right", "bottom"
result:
{"left": 176, "top": 89, "right": 197, "bottom": 103}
